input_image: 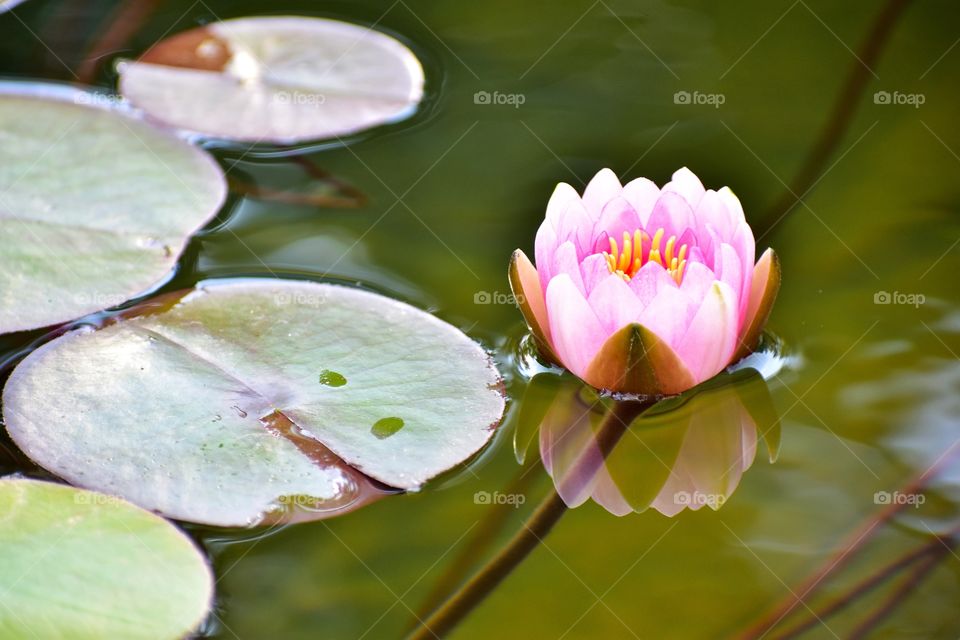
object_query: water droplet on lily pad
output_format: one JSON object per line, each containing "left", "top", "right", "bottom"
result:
{"left": 371, "top": 417, "right": 405, "bottom": 439}
{"left": 318, "top": 370, "right": 347, "bottom": 387}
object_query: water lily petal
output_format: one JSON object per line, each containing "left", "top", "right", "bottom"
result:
{"left": 622, "top": 177, "right": 660, "bottom": 227}
{"left": 508, "top": 250, "right": 555, "bottom": 359}
{"left": 534, "top": 220, "right": 558, "bottom": 293}
{"left": 734, "top": 248, "right": 781, "bottom": 360}
{"left": 646, "top": 191, "right": 696, "bottom": 245}
{"left": 582, "top": 168, "right": 623, "bottom": 213}
{"left": 580, "top": 253, "right": 612, "bottom": 296}
{"left": 546, "top": 274, "right": 606, "bottom": 377}
{"left": 545, "top": 182, "right": 581, "bottom": 229}
{"left": 552, "top": 241, "right": 586, "bottom": 295}
{"left": 555, "top": 198, "right": 596, "bottom": 258}
{"left": 628, "top": 261, "right": 677, "bottom": 307}
{"left": 637, "top": 284, "right": 698, "bottom": 348}
{"left": 730, "top": 221, "right": 756, "bottom": 318}
{"left": 587, "top": 274, "right": 644, "bottom": 335}
{"left": 593, "top": 196, "right": 642, "bottom": 250}
{"left": 662, "top": 167, "right": 705, "bottom": 209}
{"left": 678, "top": 261, "right": 715, "bottom": 304}
{"left": 716, "top": 243, "right": 743, "bottom": 316}
{"left": 675, "top": 281, "right": 739, "bottom": 381}
{"left": 583, "top": 323, "right": 695, "bottom": 395}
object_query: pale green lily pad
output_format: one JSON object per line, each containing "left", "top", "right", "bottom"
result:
{"left": 0, "top": 478, "right": 213, "bottom": 639}
{"left": 0, "top": 93, "right": 226, "bottom": 334}
{"left": 3, "top": 279, "right": 505, "bottom": 527}
{"left": 117, "top": 16, "right": 426, "bottom": 143}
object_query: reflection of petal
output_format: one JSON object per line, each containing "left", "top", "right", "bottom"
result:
{"left": 533, "top": 369, "right": 779, "bottom": 517}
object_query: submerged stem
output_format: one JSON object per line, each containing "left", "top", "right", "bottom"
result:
{"left": 847, "top": 541, "right": 951, "bottom": 640}
{"left": 738, "top": 441, "right": 960, "bottom": 639}
{"left": 408, "top": 398, "right": 651, "bottom": 639}
{"left": 773, "top": 527, "right": 958, "bottom": 640}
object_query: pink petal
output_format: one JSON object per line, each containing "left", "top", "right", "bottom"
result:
{"left": 679, "top": 261, "right": 716, "bottom": 304}
{"left": 730, "top": 222, "right": 756, "bottom": 321}
{"left": 582, "top": 168, "right": 623, "bottom": 215}
{"left": 545, "top": 182, "right": 582, "bottom": 228}
{"left": 580, "top": 253, "right": 612, "bottom": 296}
{"left": 638, "top": 285, "right": 698, "bottom": 348}
{"left": 628, "top": 260, "right": 676, "bottom": 306}
{"left": 622, "top": 177, "right": 660, "bottom": 227}
{"left": 674, "top": 281, "right": 739, "bottom": 381}
{"left": 593, "top": 196, "right": 642, "bottom": 248}
{"left": 586, "top": 274, "right": 644, "bottom": 335}
{"left": 646, "top": 191, "right": 695, "bottom": 247}
{"left": 555, "top": 198, "right": 595, "bottom": 259}
{"left": 551, "top": 241, "right": 586, "bottom": 295}
{"left": 534, "top": 221, "right": 559, "bottom": 294}
{"left": 715, "top": 243, "right": 743, "bottom": 316}
{"left": 662, "top": 167, "right": 706, "bottom": 209}
{"left": 694, "top": 189, "right": 740, "bottom": 244}
{"left": 546, "top": 274, "right": 607, "bottom": 377}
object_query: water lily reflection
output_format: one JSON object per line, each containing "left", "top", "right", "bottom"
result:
{"left": 519, "top": 368, "right": 780, "bottom": 516}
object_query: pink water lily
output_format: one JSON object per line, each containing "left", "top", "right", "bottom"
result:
{"left": 510, "top": 167, "right": 780, "bottom": 396}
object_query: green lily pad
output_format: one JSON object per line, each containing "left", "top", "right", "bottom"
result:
{"left": 117, "top": 16, "right": 426, "bottom": 144}
{"left": 3, "top": 279, "right": 505, "bottom": 527}
{"left": 0, "top": 92, "right": 226, "bottom": 334}
{"left": 0, "top": 478, "right": 212, "bottom": 639}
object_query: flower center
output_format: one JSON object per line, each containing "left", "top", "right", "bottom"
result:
{"left": 603, "top": 228, "right": 688, "bottom": 284}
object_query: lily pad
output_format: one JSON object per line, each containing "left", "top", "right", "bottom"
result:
{"left": 0, "top": 478, "right": 212, "bottom": 639}
{"left": 0, "top": 93, "right": 226, "bottom": 334}
{"left": 3, "top": 279, "right": 505, "bottom": 527}
{"left": 117, "top": 16, "right": 426, "bottom": 143}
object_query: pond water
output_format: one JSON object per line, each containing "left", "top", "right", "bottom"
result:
{"left": 1, "top": 0, "right": 959, "bottom": 638}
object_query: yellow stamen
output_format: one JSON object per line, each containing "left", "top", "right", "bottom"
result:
{"left": 619, "top": 231, "right": 631, "bottom": 272}
{"left": 602, "top": 227, "right": 690, "bottom": 284}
